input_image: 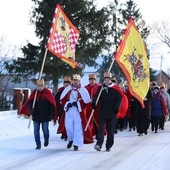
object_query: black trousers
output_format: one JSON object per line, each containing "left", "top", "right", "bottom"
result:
{"left": 159, "top": 115, "right": 165, "bottom": 129}
{"left": 96, "top": 117, "right": 116, "bottom": 148}
{"left": 136, "top": 112, "right": 150, "bottom": 134}
{"left": 151, "top": 116, "right": 161, "bottom": 132}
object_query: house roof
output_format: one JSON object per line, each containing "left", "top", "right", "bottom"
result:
{"left": 154, "top": 70, "right": 170, "bottom": 80}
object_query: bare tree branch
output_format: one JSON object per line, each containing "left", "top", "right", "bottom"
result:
{"left": 151, "top": 21, "right": 170, "bottom": 48}
{"left": 0, "top": 36, "right": 20, "bottom": 91}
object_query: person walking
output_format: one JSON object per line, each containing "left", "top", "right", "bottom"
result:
{"left": 159, "top": 83, "right": 170, "bottom": 129}
{"left": 92, "top": 72, "right": 122, "bottom": 152}
{"left": 58, "top": 74, "right": 93, "bottom": 151}
{"left": 84, "top": 74, "right": 100, "bottom": 138}
{"left": 150, "top": 86, "right": 167, "bottom": 133}
{"left": 135, "top": 89, "right": 152, "bottom": 136}
{"left": 54, "top": 76, "right": 71, "bottom": 140}
{"left": 19, "top": 79, "right": 56, "bottom": 149}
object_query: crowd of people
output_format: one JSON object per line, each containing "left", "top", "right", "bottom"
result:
{"left": 19, "top": 73, "right": 170, "bottom": 152}
{"left": 116, "top": 81, "right": 170, "bottom": 136}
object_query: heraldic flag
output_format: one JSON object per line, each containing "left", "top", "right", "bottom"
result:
{"left": 115, "top": 18, "right": 150, "bottom": 108}
{"left": 47, "top": 4, "right": 80, "bottom": 68}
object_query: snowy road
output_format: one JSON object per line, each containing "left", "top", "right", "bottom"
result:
{"left": 0, "top": 111, "right": 170, "bottom": 170}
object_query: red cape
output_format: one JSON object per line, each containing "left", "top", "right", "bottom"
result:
{"left": 124, "top": 89, "right": 133, "bottom": 118}
{"left": 111, "top": 85, "right": 128, "bottom": 118}
{"left": 160, "top": 94, "right": 168, "bottom": 116}
{"left": 54, "top": 86, "right": 65, "bottom": 121}
{"left": 19, "top": 88, "right": 57, "bottom": 122}
{"left": 84, "top": 83, "right": 100, "bottom": 136}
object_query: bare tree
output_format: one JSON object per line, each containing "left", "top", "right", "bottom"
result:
{"left": 0, "top": 36, "right": 20, "bottom": 110}
{"left": 151, "top": 21, "right": 170, "bottom": 48}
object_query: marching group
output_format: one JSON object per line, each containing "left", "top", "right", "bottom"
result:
{"left": 19, "top": 73, "right": 170, "bottom": 152}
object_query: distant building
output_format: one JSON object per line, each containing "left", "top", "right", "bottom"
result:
{"left": 0, "top": 74, "right": 35, "bottom": 110}
{"left": 153, "top": 70, "right": 170, "bottom": 88}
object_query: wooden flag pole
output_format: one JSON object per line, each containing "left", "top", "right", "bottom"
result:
{"left": 84, "top": 58, "right": 115, "bottom": 131}
{"left": 39, "top": 48, "right": 48, "bottom": 79}
{"left": 28, "top": 48, "right": 48, "bottom": 129}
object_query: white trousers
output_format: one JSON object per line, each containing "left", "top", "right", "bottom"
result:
{"left": 65, "top": 106, "right": 83, "bottom": 147}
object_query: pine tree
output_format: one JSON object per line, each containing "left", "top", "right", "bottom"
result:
{"left": 97, "top": 0, "right": 151, "bottom": 83}
{"left": 6, "top": 0, "right": 112, "bottom": 90}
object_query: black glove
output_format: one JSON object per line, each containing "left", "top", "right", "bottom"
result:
{"left": 72, "top": 101, "right": 78, "bottom": 107}
{"left": 66, "top": 103, "right": 72, "bottom": 109}
{"left": 91, "top": 102, "right": 96, "bottom": 109}
{"left": 113, "top": 108, "right": 119, "bottom": 115}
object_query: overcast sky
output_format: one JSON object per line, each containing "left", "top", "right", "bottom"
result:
{"left": 0, "top": 0, "right": 169, "bottom": 71}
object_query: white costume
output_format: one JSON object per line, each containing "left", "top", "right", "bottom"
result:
{"left": 60, "top": 85, "right": 91, "bottom": 147}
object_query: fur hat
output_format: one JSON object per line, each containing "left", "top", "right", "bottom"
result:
{"left": 73, "top": 74, "right": 81, "bottom": 81}
{"left": 36, "top": 79, "right": 44, "bottom": 85}
{"left": 89, "top": 74, "right": 96, "bottom": 79}
{"left": 104, "top": 72, "right": 112, "bottom": 79}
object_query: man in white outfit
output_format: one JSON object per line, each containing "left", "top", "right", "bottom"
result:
{"left": 60, "top": 74, "right": 91, "bottom": 151}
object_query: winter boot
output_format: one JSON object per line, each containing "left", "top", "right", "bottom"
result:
{"left": 106, "top": 145, "right": 111, "bottom": 152}
{"left": 44, "top": 140, "right": 49, "bottom": 147}
{"left": 94, "top": 144, "right": 101, "bottom": 151}
{"left": 73, "top": 145, "right": 78, "bottom": 151}
{"left": 67, "top": 141, "right": 73, "bottom": 149}
{"left": 35, "top": 142, "right": 41, "bottom": 150}
{"left": 35, "top": 144, "right": 41, "bottom": 150}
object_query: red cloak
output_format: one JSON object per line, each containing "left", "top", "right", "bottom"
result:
{"left": 111, "top": 85, "right": 128, "bottom": 118}
{"left": 54, "top": 86, "right": 65, "bottom": 121}
{"left": 124, "top": 89, "right": 133, "bottom": 118}
{"left": 19, "top": 88, "right": 57, "bottom": 122}
{"left": 84, "top": 83, "right": 100, "bottom": 136}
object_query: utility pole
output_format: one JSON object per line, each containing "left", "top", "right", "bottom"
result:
{"left": 160, "top": 55, "right": 163, "bottom": 82}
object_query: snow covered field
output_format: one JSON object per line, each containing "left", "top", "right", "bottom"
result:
{"left": 0, "top": 110, "right": 170, "bottom": 170}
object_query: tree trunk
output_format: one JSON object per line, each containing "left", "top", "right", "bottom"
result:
{"left": 53, "top": 77, "right": 59, "bottom": 94}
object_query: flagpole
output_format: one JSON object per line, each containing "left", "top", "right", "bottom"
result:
{"left": 39, "top": 48, "right": 48, "bottom": 79}
{"left": 84, "top": 58, "right": 115, "bottom": 131}
{"left": 28, "top": 48, "right": 48, "bottom": 129}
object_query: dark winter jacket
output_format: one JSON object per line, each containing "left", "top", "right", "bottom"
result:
{"left": 28, "top": 91, "right": 55, "bottom": 123}
{"left": 93, "top": 83, "right": 122, "bottom": 119}
{"left": 151, "top": 93, "right": 165, "bottom": 117}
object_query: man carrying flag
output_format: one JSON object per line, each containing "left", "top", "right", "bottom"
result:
{"left": 92, "top": 72, "right": 123, "bottom": 152}
{"left": 19, "top": 79, "right": 56, "bottom": 149}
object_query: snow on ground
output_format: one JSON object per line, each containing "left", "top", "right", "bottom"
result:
{"left": 0, "top": 111, "right": 170, "bottom": 170}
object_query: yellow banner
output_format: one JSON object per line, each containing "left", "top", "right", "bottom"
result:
{"left": 115, "top": 18, "right": 150, "bottom": 108}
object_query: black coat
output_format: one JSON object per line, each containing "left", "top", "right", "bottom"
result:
{"left": 93, "top": 84, "right": 122, "bottom": 119}
{"left": 29, "top": 98, "right": 55, "bottom": 123}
